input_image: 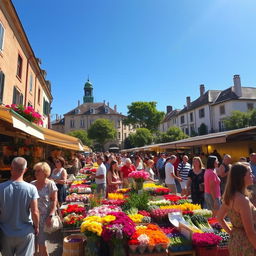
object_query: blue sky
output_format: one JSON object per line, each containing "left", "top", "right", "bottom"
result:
{"left": 12, "top": 0, "right": 256, "bottom": 118}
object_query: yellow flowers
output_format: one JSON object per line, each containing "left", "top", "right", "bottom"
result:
{"left": 128, "top": 214, "right": 144, "bottom": 223}
{"left": 143, "top": 183, "right": 165, "bottom": 189}
{"left": 108, "top": 193, "right": 125, "bottom": 200}
{"left": 80, "top": 215, "right": 116, "bottom": 236}
{"left": 81, "top": 221, "right": 102, "bottom": 236}
{"left": 160, "top": 203, "right": 201, "bottom": 211}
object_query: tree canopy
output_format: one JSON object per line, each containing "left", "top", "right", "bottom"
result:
{"left": 154, "top": 126, "right": 188, "bottom": 143}
{"left": 127, "top": 128, "right": 153, "bottom": 148}
{"left": 68, "top": 130, "right": 92, "bottom": 147}
{"left": 125, "top": 102, "right": 165, "bottom": 132}
{"left": 87, "top": 119, "right": 116, "bottom": 150}
{"left": 223, "top": 111, "right": 250, "bottom": 130}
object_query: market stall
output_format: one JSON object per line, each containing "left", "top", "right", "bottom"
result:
{"left": 60, "top": 167, "right": 230, "bottom": 256}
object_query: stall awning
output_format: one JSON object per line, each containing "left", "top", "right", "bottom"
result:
{"left": 0, "top": 106, "right": 44, "bottom": 140}
{"left": 38, "top": 127, "right": 84, "bottom": 151}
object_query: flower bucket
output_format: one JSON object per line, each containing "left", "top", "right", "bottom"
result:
{"left": 218, "top": 245, "right": 229, "bottom": 256}
{"left": 195, "top": 245, "right": 218, "bottom": 256}
{"left": 63, "top": 234, "right": 86, "bottom": 256}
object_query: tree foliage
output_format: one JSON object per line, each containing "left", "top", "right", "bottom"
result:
{"left": 223, "top": 111, "right": 250, "bottom": 130}
{"left": 68, "top": 130, "right": 92, "bottom": 147}
{"left": 198, "top": 123, "right": 208, "bottom": 135}
{"left": 128, "top": 128, "right": 153, "bottom": 147}
{"left": 154, "top": 126, "right": 188, "bottom": 143}
{"left": 125, "top": 102, "right": 165, "bottom": 132}
{"left": 87, "top": 119, "right": 116, "bottom": 150}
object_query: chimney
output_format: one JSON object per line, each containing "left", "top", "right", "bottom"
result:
{"left": 78, "top": 100, "right": 80, "bottom": 107}
{"left": 186, "top": 96, "right": 191, "bottom": 107}
{"left": 114, "top": 105, "right": 117, "bottom": 112}
{"left": 107, "top": 102, "right": 109, "bottom": 107}
{"left": 166, "top": 106, "right": 173, "bottom": 113}
{"left": 233, "top": 74, "right": 242, "bottom": 97}
{"left": 200, "top": 84, "right": 205, "bottom": 97}
{"left": 56, "top": 114, "right": 58, "bottom": 121}
{"left": 103, "top": 100, "right": 106, "bottom": 105}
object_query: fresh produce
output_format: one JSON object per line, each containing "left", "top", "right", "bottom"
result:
{"left": 190, "top": 215, "right": 213, "bottom": 232}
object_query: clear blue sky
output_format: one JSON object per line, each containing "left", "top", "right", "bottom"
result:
{"left": 12, "top": 0, "right": 256, "bottom": 118}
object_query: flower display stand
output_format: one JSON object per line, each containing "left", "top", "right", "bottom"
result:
{"left": 195, "top": 245, "right": 217, "bottom": 256}
{"left": 217, "top": 246, "right": 229, "bottom": 256}
{"left": 62, "top": 234, "right": 86, "bottom": 256}
{"left": 168, "top": 250, "right": 196, "bottom": 256}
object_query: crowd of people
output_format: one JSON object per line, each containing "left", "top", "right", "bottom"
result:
{"left": 1, "top": 150, "right": 256, "bottom": 255}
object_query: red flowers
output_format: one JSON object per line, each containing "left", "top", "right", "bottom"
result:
{"left": 6, "top": 104, "right": 44, "bottom": 125}
{"left": 192, "top": 233, "right": 222, "bottom": 246}
{"left": 61, "top": 204, "right": 86, "bottom": 217}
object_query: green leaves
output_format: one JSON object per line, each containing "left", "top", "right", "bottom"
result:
{"left": 87, "top": 118, "right": 116, "bottom": 150}
{"left": 68, "top": 130, "right": 92, "bottom": 147}
{"left": 154, "top": 127, "right": 188, "bottom": 143}
{"left": 125, "top": 102, "right": 165, "bottom": 132}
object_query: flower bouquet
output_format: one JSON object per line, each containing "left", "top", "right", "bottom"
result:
{"left": 102, "top": 199, "right": 126, "bottom": 207}
{"left": 192, "top": 232, "right": 222, "bottom": 256}
{"left": 102, "top": 212, "right": 136, "bottom": 256}
{"left": 63, "top": 213, "right": 84, "bottom": 228}
{"left": 128, "top": 171, "right": 149, "bottom": 191}
{"left": 87, "top": 205, "right": 122, "bottom": 217}
{"left": 65, "top": 193, "right": 90, "bottom": 203}
{"left": 6, "top": 104, "right": 43, "bottom": 125}
{"left": 61, "top": 204, "right": 86, "bottom": 217}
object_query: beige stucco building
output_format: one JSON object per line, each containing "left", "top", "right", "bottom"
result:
{"left": 0, "top": 0, "right": 52, "bottom": 127}
{"left": 52, "top": 80, "right": 134, "bottom": 150}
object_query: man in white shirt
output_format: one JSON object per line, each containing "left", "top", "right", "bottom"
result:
{"left": 95, "top": 156, "right": 106, "bottom": 197}
{"left": 165, "top": 155, "right": 182, "bottom": 194}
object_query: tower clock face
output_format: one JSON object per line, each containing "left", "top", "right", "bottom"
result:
{"left": 86, "top": 91, "right": 89, "bottom": 96}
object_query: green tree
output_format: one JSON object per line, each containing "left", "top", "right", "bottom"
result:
{"left": 129, "top": 128, "right": 153, "bottom": 147}
{"left": 198, "top": 123, "right": 208, "bottom": 135}
{"left": 87, "top": 119, "right": 116, "bottom": 151}
{"left": 249, "top": 109, "right": 256, "bottom": 126}
{"left": 68, "top": 130, "right": 92, "bottom": 147}
{"left": 125, "top": 102, "right": 165, "bottom": 132}
{"left": 223, "top": 111, "right": 250, "bottom": 130}
{"left": 154, "top": 127, "right": 188, "bottom": 143}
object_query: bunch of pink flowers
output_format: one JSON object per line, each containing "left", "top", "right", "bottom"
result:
{"left": 128, "top": 171, "right": 149, "bottom": 181}
{"left": 6, "top": 104, "right": 43, "bottom": 125}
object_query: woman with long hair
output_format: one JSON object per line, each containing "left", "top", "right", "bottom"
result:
{"left": 32, "top": 162, "right": 58, "bottom": 256}
{"left": 50, "top": 156, "right": 67, "bottom": 203}
{"left": 204, "top": 155, "right": 221, "bottom": 216}
{"left": 217, "top": 163, "right": 256, "bottom": 255}
{"left": 107, "top": 160, "right": 122, "bottom": 194}
{"left": 186, "top": 156, "right": 205, "bottom": 208}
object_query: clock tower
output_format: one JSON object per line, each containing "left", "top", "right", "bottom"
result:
{"left": 83, "top": 79, "right": 94, "bottom": 103}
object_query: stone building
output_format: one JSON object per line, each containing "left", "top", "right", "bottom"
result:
{"left": 160, "top": 75, "right": 256, "bottom": 135}
{"left": 52, "top": 80, "right": 134, "bottom": 150}
{"left": 0, "top": 0, "right": 52, "bottom": 127}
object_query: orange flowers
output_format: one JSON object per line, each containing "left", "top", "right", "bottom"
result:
{"left": 131, "top": 224, "right": 169, "bottom": 246}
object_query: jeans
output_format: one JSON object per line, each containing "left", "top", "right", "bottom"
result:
{"left": 96, "top": 183, "right": 106, "bottom": 197}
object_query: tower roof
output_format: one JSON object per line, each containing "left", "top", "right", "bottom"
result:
{"left": 84, "top": 79, "right": 93, "bottom": 88}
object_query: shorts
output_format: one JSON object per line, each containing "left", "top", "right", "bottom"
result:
{"left": 180, "top": 180, "right": 187, "bottom": 190}
{"left": 204, "top": 193, "right": 221, "bottom": 211}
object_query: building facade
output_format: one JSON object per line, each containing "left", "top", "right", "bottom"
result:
{"left": 0, "top": 0, "right": 52, "bottom": 127}
{"left": 52, "top": 80, "right": 134, "bottom": 150}
{"left": 160, "top": 75, "right": 256, "bottom": 136}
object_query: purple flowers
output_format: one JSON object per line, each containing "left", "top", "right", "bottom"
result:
{"left": 192, "top": 233, "right": 222, "bottom": 247}
{"left": 102, "top": 212, "right": 135, "bottom": 242}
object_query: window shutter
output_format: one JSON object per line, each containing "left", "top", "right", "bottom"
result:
{"left": 12, "top": 87, "right": 17, "bottom": 104}
{"left": 20, "top": 93, "right": 23, "bottom": 105}
{"left": 0, "top": 24, "right": 4, "bottom": 51}
{"left": 0, "top": 71, "right": 5, "bottom": 103}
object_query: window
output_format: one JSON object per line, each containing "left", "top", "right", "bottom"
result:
{"left": 43, "top": 98, "right": 50, "bottom": 115}
{"left": 180, "top": 115, "right": 185, "bottom": 124}
{"left": 0, "top": 71, "right": 5, "bottom": 104}
{"left": 247, "top": 103, "right": 254, "bottom": 111}
{"left": 38, "top": 88, "right": 41, "bottom": 104}
{"left": 199, "top": 108, "right": 205, "bottom": 118}
{"left": 117, "top": 120, "right": 121, "bottom": 128}
{"left": 220, "top": 105, "right": 225, "bottom": 115}
{"left": 105, "top": 107, "right": 109, "bottom": 113}
{"left": 29, "top": 74, "right": 33, "bottom": 92}
{"left": 0, "top": 22, "right": 4, "bottom": 51}
{"left": 80, "top": 119, "right": 85, "bottom": 128}
{"left": 70, "top": 119, "right": 75, "bottom": 128}
{"left": 12, "top": 86, "right": 23, "bottom": 105}
{"left": 124, "top": 133, "right": 127, "bottom": 139}
{"left": 190, "top": 125, "right": 195, "bottom": 134}
{"left": 118, "top": 132, "right": 121, "bottom": 139}
{"left": 89, "top": 107, "right": 94, "bottom": 114}
{"left": 16, "top": 54, "right": 23, "bottom": 79}
{"left": 190, "top": 112, "right": 193, "bottom": 122}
